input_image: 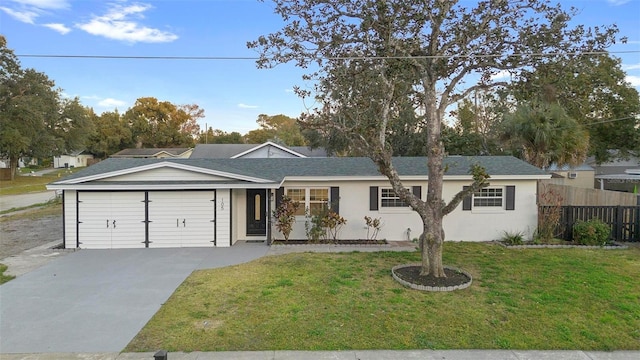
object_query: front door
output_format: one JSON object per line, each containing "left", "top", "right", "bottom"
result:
{"left": 246, "top": 189, "right": 267, "bottom": 236}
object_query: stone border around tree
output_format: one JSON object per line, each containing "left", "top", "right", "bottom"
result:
{"left": 391, "top": 263, "right": 472, "bottom": 292}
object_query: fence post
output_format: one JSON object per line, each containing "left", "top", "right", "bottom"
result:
{"left": 565, "top": 206, "right": 574, "bottom": 241}
{"left": 615, "top": 206, "right": 623, "bottom": 241}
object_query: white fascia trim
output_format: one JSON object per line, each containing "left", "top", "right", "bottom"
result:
{"left": 281, "top": 175, "right": 428, "bottom": 182}
{"left": 230, "top": 141, "right": 307, "bottom": 159}
{"left": 57, "top": 161, "right": 272, "bottom": 184}
{"left": 278, "top": 174, "right": 549, "bottom": 184}
{"left": 444, "top": 175, "right": 551, "bottom": 181}
{"left": 47, "top": 183, "right": 280, "bottom": 191}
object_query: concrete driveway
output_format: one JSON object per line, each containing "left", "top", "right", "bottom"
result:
{"left": 0, "top": 243, "right": 269, "bottom": 353}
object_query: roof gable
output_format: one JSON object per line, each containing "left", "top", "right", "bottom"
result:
{"left": 231, "top": 141, "right": 307, "bottom": 158}
{"left": 55, "top": 160, "right": 273, "bottom": 185}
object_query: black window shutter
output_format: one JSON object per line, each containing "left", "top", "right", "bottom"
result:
{"left": 330, "top": 187, "right": 340, "bottom": 214}
{"left": 275, "top": 188, "right": 284, "bottom": 209}
{"left": 412, "top": 186, "right": 422, "bottom": 199}
{"left": 369, "top": 186, "right": 379, "bottom": 211}
{"left": 506, "top": 186, "right": 515, "bottom": 210}
{"left": 462, "top": 186, "right": 471, "bottom": 211}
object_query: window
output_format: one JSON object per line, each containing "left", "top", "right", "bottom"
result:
{"left": 380, "top": 188, "right": 408, "bottom": 208}
{"left": 287, "top": 188, "right": 329, "bottom": 215}
{"left": 286, "top": 188, "right": 306, "bottom": 215}
{"left": 473, "top": 188, "right": 503, "bottom": 208}
{"left": 309, "top": 188, "right": 329, "bottom": 215}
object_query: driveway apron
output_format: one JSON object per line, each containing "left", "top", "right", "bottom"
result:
{"left": 0, "top": 244, "right": 268, "bottom": 353}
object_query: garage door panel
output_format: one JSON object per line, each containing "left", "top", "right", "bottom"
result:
{"left": 148, "top": 191, "right": 215, "bottom": 248}
{"left": 78, "top": 192, "right": 145, "bottom": 249}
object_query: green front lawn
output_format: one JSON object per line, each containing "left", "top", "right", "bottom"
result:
{"left": 126, "top": 243, "right": 640, "bottom": 352}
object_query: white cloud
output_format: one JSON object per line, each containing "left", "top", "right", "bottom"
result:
{"left": 626, "top": 75, "right": 640, "bottom": 87}
{"left": 491, "top": 70, "right": 512, "bottom": 81}
{"left": 1, "top": 0, "right": 69, "bottom": 24}
{"left": 238, "top": 103, "right": 258, "bottom": 109}
{"left": 76, "top": 3, "right": 178, "bottom": 43}
{"left": 43, "top": 22, "right": 70, "bottom": 34}
{"left": 10, "top": 0, "right": 69, "bottom": 9}
{"left": 623, "top": 63, "right": 640, "bottom": 71}
{"left": 607, "top": 0, "right": 630, "bottom": 5}
{"left": 98, "top": 98, "right": 127, "bottom": 108}
{"left": 0, "top": 6, "right": 39, "bottom": 23}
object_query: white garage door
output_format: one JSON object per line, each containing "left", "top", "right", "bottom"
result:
{"left": 78, "top": 192, "right": 146, "bottom": 249}
{"left": 148, "top": 191, "right": 216, "bottom": 248}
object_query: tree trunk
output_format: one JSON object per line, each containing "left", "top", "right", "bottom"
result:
{"left": 421, "top": 84, "right": 447, "bottom": 277}
{"left": 9, "top": 155, "right": 18, "bottom": 181}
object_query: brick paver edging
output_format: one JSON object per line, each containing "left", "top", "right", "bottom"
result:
{"left": 391, "top": 263, "right": 472, "bottom": 292}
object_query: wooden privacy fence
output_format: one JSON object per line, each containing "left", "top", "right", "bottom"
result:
{"left": 540, "top": 205, "right": 640, "bottom": 242}
{"left": 538, "top": 182, "right": 639, "bottom": 206}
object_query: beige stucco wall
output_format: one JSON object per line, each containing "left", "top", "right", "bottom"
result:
{"left": 270, "top": 178, "right": 540, "bottom": 242}
{"left": 548, "top": 170, "right": 595, "bottom": 189}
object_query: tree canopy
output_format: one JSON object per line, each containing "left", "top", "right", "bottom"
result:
{"left": 123, "top": 97, "right": 202, "bottom": 148}
{"left": 249, "top": 0, "right": 621, "bottom": 277}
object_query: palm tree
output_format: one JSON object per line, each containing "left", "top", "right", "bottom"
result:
{"left": 501, "top": 102, "right": 589, "bottom": 168}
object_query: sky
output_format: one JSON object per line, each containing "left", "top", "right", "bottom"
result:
{"left": 1, "top": 0, "right": 639, "bottom": 134}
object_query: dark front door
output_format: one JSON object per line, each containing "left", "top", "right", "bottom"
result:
{"left": 246, "top": 189, "right": 267, "bottom": 236}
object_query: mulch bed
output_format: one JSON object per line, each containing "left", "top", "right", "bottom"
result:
{"left": 272, "top": 239, "right": 388, "bottom": 245}
{"left": 393, "top": 266, "right": 471, "bottom": 288}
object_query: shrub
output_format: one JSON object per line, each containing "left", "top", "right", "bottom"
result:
{"left": 323, "top": 210, "right": 346, "bottom": 242}
{"left": 501, "top": 230, "right": 524, "bottom": 245}
{"left": 273, "top": 195, "right": 300, "bottom": 241}
{"left": 572, "top": 219, "right": 611, "bottom": 246}
{"left": 537, "top": 184, "right": 563, "bottom": 243}
{"left": 364, "top": 216, "right": 382, "bottom": 241}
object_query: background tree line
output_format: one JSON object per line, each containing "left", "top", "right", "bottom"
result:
{"left": 3, "top": 29, "right": 639, "bottom": 182}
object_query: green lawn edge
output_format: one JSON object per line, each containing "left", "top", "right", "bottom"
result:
{"left": 126, "top": 243, "right": 640, "bottom": 352}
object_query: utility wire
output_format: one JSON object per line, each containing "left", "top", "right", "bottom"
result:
{"left": 15, "top": 50, "right": 640, "bottom": 61}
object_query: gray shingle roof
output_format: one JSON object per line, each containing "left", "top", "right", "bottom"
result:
{"left": 111, "top": 148, "right": 191, "bottom": 157}
{"left": 53, "top": 156, "right": 546, "bottom": 185}
{"left": 190, "top": 144, "right": 327, "bottom": 158}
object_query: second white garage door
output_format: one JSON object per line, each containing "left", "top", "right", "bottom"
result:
{"left": 148, "top": 191, "right": 216, "bottom": 248}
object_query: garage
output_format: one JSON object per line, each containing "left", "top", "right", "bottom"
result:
{"left": 77, "top": 190, "right": 217, "bottom": 249}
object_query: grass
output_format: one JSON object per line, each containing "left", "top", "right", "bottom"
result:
{"left": 0, "top": 263, "right": 15, "bottom": 284}
{"left": 126, "top": 243, "right": 640, "bottom": 352}
{"left": 0, "top": 168, "right": 79, "bottom": 196}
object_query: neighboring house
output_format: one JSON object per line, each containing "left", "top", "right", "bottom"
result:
{"left": 111, "top": 148, "right": 193, "bottom": 159}
{"left": 587, "top": 155, "right": 640, "bottom": 192}
{"left": 53, "top": 151, "right": 94, "bottom": 169}
{"left": 190, "top": 141, "right": 328, "bottom": 158}
{"left": 47, "top": 156, "right": 549, "bottom": 249}
{"left": 545, "top": 163, "right": 595, "bottom": 189}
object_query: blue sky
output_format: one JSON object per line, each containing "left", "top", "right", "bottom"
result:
{"left": 1, "top": 0, "right": 639, "bottom": 134}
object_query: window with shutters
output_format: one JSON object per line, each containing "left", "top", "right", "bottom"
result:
{"left": 286, "top": 188, "right": 329, "bottom": 216}
{"left": 380, "top": 188, "right": 409, "bottom": 208}
{"left": 473, "top": 187, "right": 503, "bottom": 208}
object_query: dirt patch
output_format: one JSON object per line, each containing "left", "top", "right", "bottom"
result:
{"left": 0, "top": 211, "right": 63, "bottom": 259}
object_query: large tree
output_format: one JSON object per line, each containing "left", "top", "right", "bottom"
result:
{"left": 86, "top": 110, "right": 132, "bottom": 158}
{"left": 0, "top": 36, "right": 60, "bottom": 178}
{"left": 244, "top": 114, "right": 307, "bottom": 146}
{"left": 501, "top": 101, "right": 589, "bottom": 168}
{"left": 508, "top": 53, "right": 640, "bottom": 163}
{"left": 249, "top": 0, "right": 619, "bottom": 277}
{"left": 123, "top": 97, "right": 202, "bottom": 148}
